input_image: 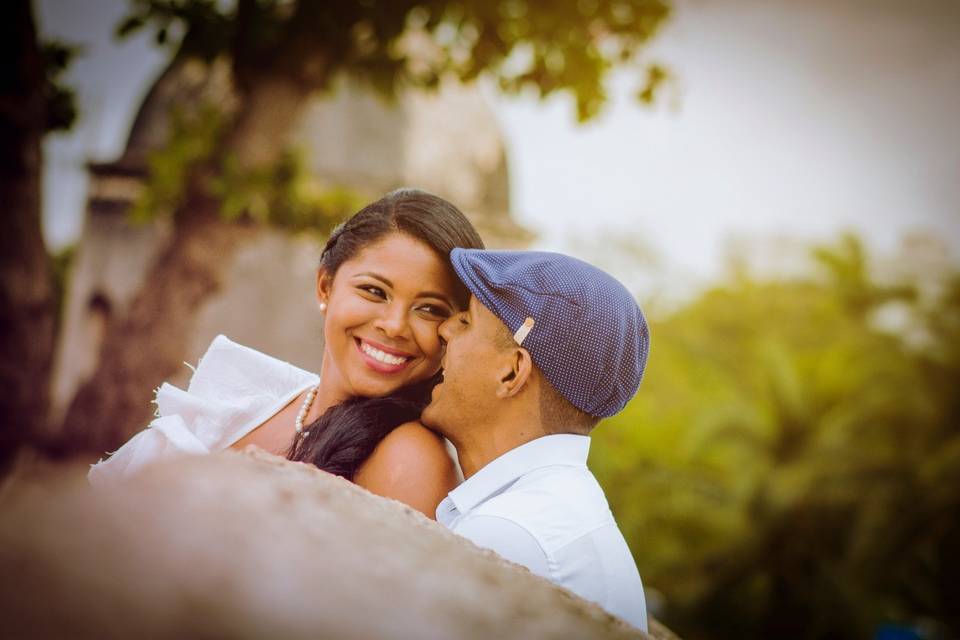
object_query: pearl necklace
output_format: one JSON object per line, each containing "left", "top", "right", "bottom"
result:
{"left": 295, "top": 384, "right": 320, "bottom": 438}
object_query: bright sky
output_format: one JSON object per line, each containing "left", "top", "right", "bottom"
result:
{"left": 38, "top": 0, "right": 960, "bottom": 287}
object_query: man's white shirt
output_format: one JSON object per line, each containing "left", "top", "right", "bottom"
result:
{"left": 436, "top": 434, "right": 648, "bottom": 632}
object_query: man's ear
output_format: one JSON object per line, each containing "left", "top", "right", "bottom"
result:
{"left": 316, "top": 268, "right": 332, "bottom": 308}
{"left": 496, "top": 347, "right": 534, "bottom": 399}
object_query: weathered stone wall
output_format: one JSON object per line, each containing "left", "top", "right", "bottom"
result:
{"left": 0, "top": 451, "right": 677, "bottom": 639}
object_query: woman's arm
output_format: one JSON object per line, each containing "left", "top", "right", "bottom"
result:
{"left": 353, "top": 421, "right": 459, "bottom": 520}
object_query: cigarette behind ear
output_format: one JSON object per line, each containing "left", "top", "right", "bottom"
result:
{"left": 513, "top": 317, "right": 535, "bottom": 346}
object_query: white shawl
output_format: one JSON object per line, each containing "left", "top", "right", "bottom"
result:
{"left": 88, "top": 335, "right": 320, "bottom": 485}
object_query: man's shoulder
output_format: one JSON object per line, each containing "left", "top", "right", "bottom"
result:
{"left": 514, "top": 463, "right": 610, "bottom": 506}
{"left": 471, "top": 464, "right": 615, "bottom": 551}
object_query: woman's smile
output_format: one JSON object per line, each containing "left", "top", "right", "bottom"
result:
{"left": 354, "top": 336, "right": 417, "bottom": 374}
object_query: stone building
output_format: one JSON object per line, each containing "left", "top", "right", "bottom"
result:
{"left": 50, "top": 56, "right": 530, "bottom": 425}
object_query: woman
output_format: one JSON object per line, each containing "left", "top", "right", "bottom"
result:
{"left": 89, "top": 188, "right": 485, "bottom": 518}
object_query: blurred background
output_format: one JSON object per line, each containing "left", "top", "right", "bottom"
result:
{"left": 3, "top": 0, "right": 958, "bottom": 638}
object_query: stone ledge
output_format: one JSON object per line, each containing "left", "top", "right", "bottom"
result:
{"left": 0, "top": 449, "right": 677, "bottom": 639}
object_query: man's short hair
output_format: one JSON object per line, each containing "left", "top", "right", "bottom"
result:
{"left": 537, "top": 378, "right": 601, "bottom": 435}
{"left": 492, "top": 322, "right": 600, "bottom": 435}
{"left": 491, "top": 320, "right": 518, "bottom": 351}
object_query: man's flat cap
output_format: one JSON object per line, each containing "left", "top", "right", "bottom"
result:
{"left": 450, "top": 249, "right": 649, "bottom": 418}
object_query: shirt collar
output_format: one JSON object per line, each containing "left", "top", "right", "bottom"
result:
{"left": 446, "top": 434, "right": 590, "bottom": 516}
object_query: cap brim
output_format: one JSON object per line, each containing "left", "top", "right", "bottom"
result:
{"left": 450, "top": 249, "right": 514, "bottom": 332}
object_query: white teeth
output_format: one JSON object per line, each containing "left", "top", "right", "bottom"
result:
{"left": 360, "top": 341, "right": 409, "bottom": 366}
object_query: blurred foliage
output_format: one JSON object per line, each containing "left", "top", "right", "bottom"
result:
{"left": 117, "top": 0, "right": 673, "bottom": 235}
{"left": 117, "top": 0, "right": 671, "bottom": 122}
{"left": 592, "top": 235, "right": 960, "bottom": 639}
{"left": 129, "top": 104, "right": 359, "bottom": 235}
{"left": 41, "top": 40, "right": 78, "bottom": 132}
{"left": 128, "top": 105, "right": 224, "bottom": 224}
{"left": 120, "top": 0, "right": 673, "bottom": 232}
{"left": 211, "top": 151, "right": 365, "bottom": 234}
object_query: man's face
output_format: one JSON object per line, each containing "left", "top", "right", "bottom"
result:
{"left": 421, "top": 295, "right": 511, "bottom": 435}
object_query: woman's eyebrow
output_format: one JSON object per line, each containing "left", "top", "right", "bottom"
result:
{"left": 354, "top": 272, "right": 392, "bottom": 287}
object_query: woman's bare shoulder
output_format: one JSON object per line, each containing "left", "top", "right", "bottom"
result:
{"left": 380, "top": 421, "right": 449, "bottom": 454}
{"left": 353, "top": 421, "right": 458, "bottom": 519}
{"left": 359, "top": 421, "right": 454, "bottom": 479}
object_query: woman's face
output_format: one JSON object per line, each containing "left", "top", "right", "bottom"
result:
{"left": 316, "top": 231, "right": 460, "bottom": 403}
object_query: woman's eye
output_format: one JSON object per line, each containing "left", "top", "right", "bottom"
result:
{"left": 459, "top": 316, "right": 469, "bottom": 326}
{"left": 358, "top": 285, "right": 386, "bottom": 299}
{"left": 417, "top": 304, "right": 451, "bottom": 319}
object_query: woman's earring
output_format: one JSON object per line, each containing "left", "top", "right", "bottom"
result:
{"left": 319, "top": 302, "right": 327, "bottom": 312}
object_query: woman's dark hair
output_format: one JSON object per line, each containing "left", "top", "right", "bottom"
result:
{"left": 317, "top": 187, "right": 485, "bottom": 308}
{"left": 287, "top": 188, "right": 484, "bottom": 480}
{"left": 286, "top": 378, "right": 435, "bottom": 480}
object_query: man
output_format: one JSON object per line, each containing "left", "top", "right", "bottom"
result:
{"left": 421, "top": 248, "right": 651, "bottom": 631}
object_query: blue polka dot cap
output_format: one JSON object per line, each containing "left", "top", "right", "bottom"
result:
{"left": 450, "top": 248, "right": 650, "bottom": 418}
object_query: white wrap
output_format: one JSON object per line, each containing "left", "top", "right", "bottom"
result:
{"left": 88, "top": 335, "right": 320, "bottom": 486}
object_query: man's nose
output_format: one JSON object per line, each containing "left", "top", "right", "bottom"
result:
{"left": 438, "top": 314, "right": 457, "bottom": 342}
{"left": 374, "top": 301, "right": 408, "bottom": 338}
